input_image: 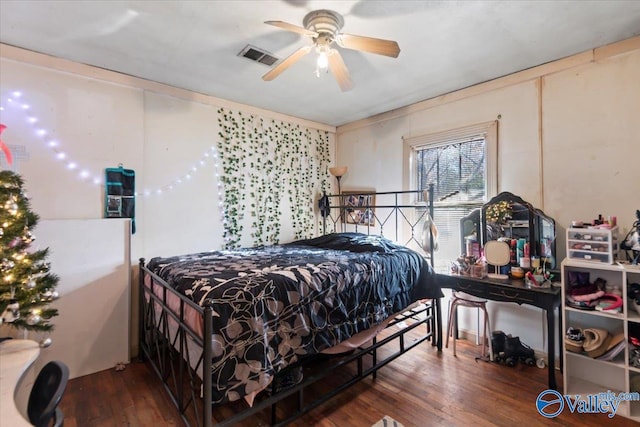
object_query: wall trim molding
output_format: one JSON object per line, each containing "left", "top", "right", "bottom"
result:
{"left": 3, "top": 34, "right": 638, "bottom": 137}
{"left": 337, "top": 35, "right": 640, "bottom": 135}
{"left": 0, "top": 43, "right": 336, "bottom": 133}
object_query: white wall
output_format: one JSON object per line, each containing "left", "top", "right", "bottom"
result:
{"left": 543, "top": 50, "right": 640, "bottom": 250}
{"left": 141, "top": 91, "right": 223, "bottom": 256}
{"left": 0, "top": 60, "right": 145, "bottom": 220}
{"left": 0, "top": 56, "right": 335, "bottom": 256}
{"left": 0, "top": 48, "right": 336, "bottom": 360}
{"left": 336, "top": 39, "right": 640, "bottom": 357}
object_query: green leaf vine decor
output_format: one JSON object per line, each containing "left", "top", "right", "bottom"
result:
{"left": 217, "top": 108, "right": 331, "bottom": 248}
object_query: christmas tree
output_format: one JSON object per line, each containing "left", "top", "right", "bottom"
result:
{"left": 0, "top": 170, "right": 59, "bottom": 332}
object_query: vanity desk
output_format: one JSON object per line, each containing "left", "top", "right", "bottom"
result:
{"left": 449, "top": 191, "right": 561, "bottom": 389}
{"left": 437, "top": 272, "right": 562, "bottom": 390}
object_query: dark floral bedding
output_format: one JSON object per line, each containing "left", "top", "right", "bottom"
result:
{"left": 147, "top": 232, "right": 441, "bottom": 404}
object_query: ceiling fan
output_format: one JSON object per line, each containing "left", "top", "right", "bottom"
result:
{"left": 262, "top": 9, "right": 400, "bottom": 91}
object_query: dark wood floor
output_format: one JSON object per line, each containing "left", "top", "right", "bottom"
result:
{"left": 60, "top": 338, "right": 639, "bottom": 427}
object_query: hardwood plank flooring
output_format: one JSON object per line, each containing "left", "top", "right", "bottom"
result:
{"left": 60, "top": 338, "right": 640, "bottom": 426}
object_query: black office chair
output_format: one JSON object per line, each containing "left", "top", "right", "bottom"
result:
{"left": 28, "top": 360, "right": 70, "bottom": 427}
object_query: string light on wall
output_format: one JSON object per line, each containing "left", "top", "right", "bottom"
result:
{"left": 135, "top": 145, "right": 224, "bottom": 208}
{"left": 0, "top": 90, "right": 226, "bottom": 211}
{"left": 0, "top": 90, "right": 103, "bottom": 185}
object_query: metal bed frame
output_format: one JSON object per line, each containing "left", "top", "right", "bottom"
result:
{"left": 138, "top": 186, "right": 442, "bottom": 427}
{"left": 320, "top": 186, "right": 436, "bottom": 255}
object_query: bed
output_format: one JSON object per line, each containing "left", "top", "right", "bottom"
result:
{"left": 139, "top": 188, "right": 442, "bottom": 427}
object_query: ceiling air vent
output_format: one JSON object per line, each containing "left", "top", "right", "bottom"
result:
{"left": 238, "top": 45, "right": 278, "bottom": 66}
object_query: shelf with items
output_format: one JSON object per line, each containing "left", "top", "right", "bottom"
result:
{"left": 566, "top": 226, "right": 619, "bottom": 264}
{"left": 629, "top": 271, "right": 640, "bottom": 321}
{"left": 563, "top": 308, "right": 625, "bottom": 360}
{"left": 630, "top": 370, "right": 640, "bottom": 419}
{"left": 628, "top": 321, "right": 640, "bottom": 375}
{"left": 562, "top": 258, "right": 640, "bottom": 422}
{"left": 627, "top": 271, "right": 640, "bottom": 384}
{"left": 563, "top": 261, "right": 624, "bottom": 314}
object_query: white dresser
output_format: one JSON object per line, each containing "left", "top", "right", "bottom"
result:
{"left": 33, "top": 218, "right": 131, "bottom": 379}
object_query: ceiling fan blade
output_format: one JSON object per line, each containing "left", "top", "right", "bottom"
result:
{"left": 327, "top": 49, "right": 353, "bottom": 92}
{"left": 262, "top": 45, "right": 313, "bottom": 81}
{"left": 337, "top": 33, "right": 401, "bottom": 58}
{"left": 265, "top": 20, "right": 318, "bottom": 37}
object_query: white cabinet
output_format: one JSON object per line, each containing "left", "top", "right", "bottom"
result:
{"left": 562, "top": 258, "right": 640, "bottom": 420}
{"left": 31, "top": 219, "right": 131, "bottom": 379}
{"left": 627, "top": 268, "right": 640, "bottom": 419}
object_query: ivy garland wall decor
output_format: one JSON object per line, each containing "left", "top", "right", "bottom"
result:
{"left": 217, "top": 108, "right": 330, "bottom": 248}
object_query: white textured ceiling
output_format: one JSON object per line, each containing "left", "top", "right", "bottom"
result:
{"left": 1, "top": 0, "right": 639, "bottom": 127}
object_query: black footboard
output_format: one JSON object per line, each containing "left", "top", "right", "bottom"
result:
{"left": 139, "top": 258, "right": 442, "bottom": 427}
{"left": 139, "top": 258, "right": 213, "bottom": 427}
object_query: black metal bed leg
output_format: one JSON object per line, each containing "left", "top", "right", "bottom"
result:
{"left": 271, "top": 401, "right": 277, "bottom": 426}
{"left": 372, "top": 336, "right": 377, "bottom": 380}
{"left": 297, "top": 389, "right": 304, "bottom": 416}
{"left": 435, "top": 297, "right": 442, "bottom": 351}
{"left": 203, "top": 301, "right": 214, "bottom": 427}
{"left": 138, "top": 258, "right": 147, "bottom": 362}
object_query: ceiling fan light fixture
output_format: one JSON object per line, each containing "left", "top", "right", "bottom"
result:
{"left": 263, "top": 9, "right": 398, "bottom": 91}
{"left": 316, "top": 48, "right": 329, "bottom": 70}
{"left": 315, "top": 52, "right": 329, "bottom": 78}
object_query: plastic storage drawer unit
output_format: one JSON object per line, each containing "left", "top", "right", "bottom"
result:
{"left": 566, "top": 226, "right": 618, "bottom": 264}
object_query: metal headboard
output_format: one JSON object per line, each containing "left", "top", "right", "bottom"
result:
{"left": 319, "top": 184, "right": 435, "bottom": 267}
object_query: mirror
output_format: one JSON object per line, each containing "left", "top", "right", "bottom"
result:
{"left": 460, "top": 208, "right": 481, "bottom": 257}
{"left": 535, "top": 208, "right": 557, "bottom": 268}
{"left": 480, "top": 192, "right": 556, "bottom": 269}
{"left": 484, "top": 240, "right": 510, "bottom": 279}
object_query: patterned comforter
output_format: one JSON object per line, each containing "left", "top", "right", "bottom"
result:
{"left": 147, "top": 232, "right": 441, "bottom": 404}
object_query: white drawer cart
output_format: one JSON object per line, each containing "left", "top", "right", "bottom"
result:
{"left": 561, "top": 258, "right": 640, "bottom": 420}
{"left": 566, "top": 226, "right": 619, "bottom": 264}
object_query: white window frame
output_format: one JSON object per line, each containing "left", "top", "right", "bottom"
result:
{"left": 402, "top": 121, "right": 499, "bottom": 270}
{"left": 402, "top": 120, "right": 498, "bottom": 198}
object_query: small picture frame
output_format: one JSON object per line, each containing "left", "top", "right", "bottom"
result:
{"left": 342, "top": 191, "right": 376, "bottom": 226}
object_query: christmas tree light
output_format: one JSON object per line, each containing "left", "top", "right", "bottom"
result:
{"left": 0, "top": 170, "right": 59, "bottom": 336}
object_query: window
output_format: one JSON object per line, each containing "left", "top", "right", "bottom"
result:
{"left": 403, "top": 121, "right": 498, "bottom": 272}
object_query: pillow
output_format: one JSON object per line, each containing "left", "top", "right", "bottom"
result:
{"left": 289, "top": 233, "right": 389, "bottom": 253}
